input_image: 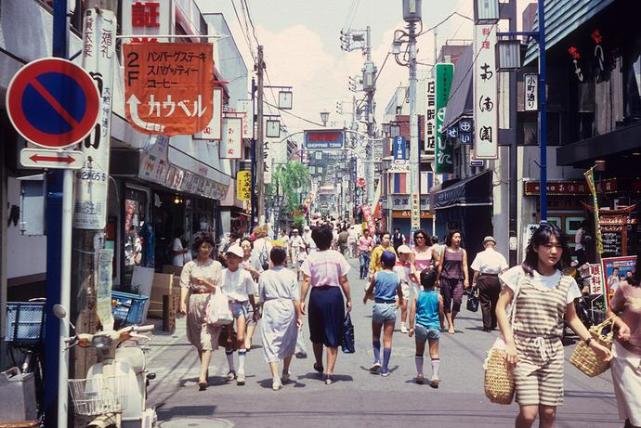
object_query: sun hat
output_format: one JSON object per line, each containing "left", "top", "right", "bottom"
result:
{"left": 397, "top": 245, "right": 413, "bottom": 254}
{"left": 226, "top": 244, "right": 244, "bottom": 258}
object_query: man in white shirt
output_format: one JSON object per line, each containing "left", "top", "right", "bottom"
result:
{"left": 171, "top": 229, "right": 191, "bottom": 267}
{"left": 470, "top": 236, "right": 509, "bottom": 332}
{"left": 289, "top": 229, "right": 306, "bottom": 269}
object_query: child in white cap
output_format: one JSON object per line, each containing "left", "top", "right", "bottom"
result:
{"left": 222, "top": 244, "right": 258, "bottom": 385}
{"left": 394, "top": 245, "right": 415, "bottom": 334}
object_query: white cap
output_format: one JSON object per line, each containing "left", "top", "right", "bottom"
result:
{"left": 226, "top": 244, "right": 244, "bottom": 258}
{"left": 397, "top": 245, "right": 412, "bottom": 254}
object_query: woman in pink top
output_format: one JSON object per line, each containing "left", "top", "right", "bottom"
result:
{"left": 300, "top": 224, "right": 352, "bottom": 385}
{"left": 358, "top": 228, "right": 374, "bottom": 279}
{"left": 609, "top": 253, "right": 641, "bottom": 428}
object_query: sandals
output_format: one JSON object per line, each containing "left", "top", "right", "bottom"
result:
{"left": 313, "top": 363, "right": 324, "bottom": 373}
{"left": 198, "top": 381, "right": 207, "bottom": 391}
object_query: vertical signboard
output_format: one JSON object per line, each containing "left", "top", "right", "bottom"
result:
{"left": 392, "top": 136, "right": 407, "bottom": 163}
{"left": 236, "top": 171, "right": 251, "bottom": 201}
{"left": 122, "top": 0, "right": 172, "bottom": 42}
{"left": 264, "top": 139, "right": 273, "bottom": 184}
{"left": 74, "top": 8, "right": 115, "bottom": 230}
{"left": 236, "top": 99, "right": 254, "bottom": 139}
{"left": 524, "top": 73, "right": 538, "bottom": 112}
{"left": 424, "top": 78, "right": 436, "bottom": 158}
{"left": 434, "top": 63, "right": 454, "bottom": 173}
{"left": 193, "top": 87, "right": 223, "bottom": 140}
{"left": 220, "top": 117, "right": 242, "bottom": 159}
{"left": 473, "top": 24, "right": 498, "bottom": 159}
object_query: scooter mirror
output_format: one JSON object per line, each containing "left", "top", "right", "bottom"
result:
{"left": 53, "top": 304, "right": 67, "bottom": 320}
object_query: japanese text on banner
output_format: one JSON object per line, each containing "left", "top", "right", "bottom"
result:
{"left": 473, "top": 24, "right": 498, "bottom": 159}
{"left": 124, "top": 42, "right": 214, "bottom": 135}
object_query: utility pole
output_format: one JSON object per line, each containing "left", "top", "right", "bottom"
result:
{"left": 341, "top": 26, "right": 377, "bottom": 207}
{"left": 255, "top": 45, "right": 266, "bottom": 225}
{"left": 405, "top": 1, "right": 421, "bottom": 233}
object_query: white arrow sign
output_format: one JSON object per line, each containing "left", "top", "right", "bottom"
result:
{"left": 20, "top": 148, "right": 84, "bottom": 170}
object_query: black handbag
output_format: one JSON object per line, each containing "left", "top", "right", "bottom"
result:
{"left": 341, "top": 313, "right": 356, "bottom": 353}
{"left": 467, "top": 287, "right": 480, "bottom": 312}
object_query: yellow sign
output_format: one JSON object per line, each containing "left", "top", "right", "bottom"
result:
{"left": 237, "top": 171, "right": 251, "bottom": 201}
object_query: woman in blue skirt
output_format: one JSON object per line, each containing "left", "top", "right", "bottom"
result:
{"left": 300, "top": 223, "right": 352, "bottom": 385}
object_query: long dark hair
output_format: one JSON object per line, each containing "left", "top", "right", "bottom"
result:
{"left": 414, "top": 229, "right": 433, "bottom": 247}
{"left": 633, "top": 251, "right": 641, "bottom": 287}
{"left": 445, "top": 230, "right": 462, "bottom": 247}
{"left": 522, "top": 223, "right": 570, "bottom": 276}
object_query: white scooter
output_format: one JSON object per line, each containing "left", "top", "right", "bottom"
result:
{"left": 54, "top": 305, "right": 157, "bottom": 428}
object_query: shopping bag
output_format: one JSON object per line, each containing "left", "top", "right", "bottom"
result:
{"left": 341, "top": 313, "right": 356, "bottom": 354}
{"left": 205, "top": 290, "right": 233, "bottom": 326}
{"left": 467, "top": 287, "right": 479, "bottom": 312}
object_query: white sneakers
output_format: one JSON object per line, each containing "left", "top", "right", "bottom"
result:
{"left": 400, "top": 323, "right": 408, "bottom": 334}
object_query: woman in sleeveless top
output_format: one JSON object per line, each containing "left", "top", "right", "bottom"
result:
{"left": 496, "top": 224, "right": 611, "bottom": 428}
{"left": 435, "top": 230, "right": 469, "bottom": 334}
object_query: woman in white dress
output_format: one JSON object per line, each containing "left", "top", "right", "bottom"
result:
{"left": 178, "top": 232, "right": 223, "bottom": 391}
{"left": 259, "top": 246, "right": 302, "bottom": 390}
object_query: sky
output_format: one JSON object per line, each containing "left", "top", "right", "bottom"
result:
{"left": 195, "top": 0, "right": 528, "bottom": 134}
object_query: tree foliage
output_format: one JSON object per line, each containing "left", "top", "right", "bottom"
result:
{"left": 269, "top": 161, "right": 311, "bottom": 214}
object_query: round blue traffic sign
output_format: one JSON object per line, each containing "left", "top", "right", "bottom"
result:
{"left": 6, "top": 57, "right": 100, "bottom": 148}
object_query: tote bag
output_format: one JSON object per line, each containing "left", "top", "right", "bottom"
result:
{"left": 206, "top": 290, "right": 233, "bottom": 326}
{"left": 341, "top": 313, "right": 356, "bottom": 354}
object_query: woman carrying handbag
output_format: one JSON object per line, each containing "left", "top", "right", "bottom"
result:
{"left": 495, "top": 223, "right": 611, "bottom": 428}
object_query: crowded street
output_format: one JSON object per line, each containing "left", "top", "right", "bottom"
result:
{"left": 1, "top": 0, "right": 640, "bottom": 427}
{"left": 145, "top": 258, "right": 621, "bottom": 428}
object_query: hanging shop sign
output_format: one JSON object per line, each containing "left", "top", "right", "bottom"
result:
{"left": 459, "top": 119, "right": 473, "bottom": 145}
{"left": 236, "top": 99, "right": 254, "bottom": 139}
{"left": 411, "top": 192, "right": 421, "bottom": 230}
{"left": 392, "top": 136, "right": 408, "bottom": 165}
{"left": 264, "top": 138, "right": 272, "bottom": 185}
{"left": 434, "top": 63, "right": 454, "bottom": 173}
{"left": 424, "top": 78, "right": 436, "bottom": 157}
{"left": 193, "top": 87, "right": 223, "bottom": 140}
{"left": 524, "top": 73, "right": 538, "bottom": 112}
{"left": 75, "top": 8, "right": 116, "bottom": 230}
{"left": 220, "top": 116, "right": 243, "bottom": 159}
{"left": 473, "top": 24, "right": 498, "bottom": 159}
{"left": 304, "top": 130, "right": 344, "bottom": 149}
{"left": 121, "top": 0, "right": 172, "bottom": 43}
{"left": 124, "top": 42, "right": 214, "bottom": 135}
{"left": 236, "top": 171, "right": 251, "bottom": 201}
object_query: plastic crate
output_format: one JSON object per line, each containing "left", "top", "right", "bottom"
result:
{"left": 5, "top": 302, "right": 46, "bottom": 344}
{"left": 111, "top": 291, "right": 148, "bottom": 326}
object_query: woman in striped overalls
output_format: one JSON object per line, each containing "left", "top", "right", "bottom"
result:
{"left": 496, "top": 224, "right": 611, "bottom": 428}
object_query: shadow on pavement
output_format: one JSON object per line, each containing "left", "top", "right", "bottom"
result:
{"left": 157, "top": 404, "right": 217, "bottom": 419}
{"left": 297, "top": 372, "right": 354, "bottom": 383}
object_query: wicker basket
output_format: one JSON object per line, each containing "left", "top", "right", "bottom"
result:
{"left": 569, "top": 318, "right": 613, "bottom": 377}
{"left": 484, "top": 348, "right": 515, "bottom": 405}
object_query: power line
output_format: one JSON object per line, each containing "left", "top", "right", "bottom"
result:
{"left": 418, "top": 11, "right": 473, "bottom": 37}
{"left": 230, "top": 0, "right": 255, "bottom": 58}
{"left": 263, "top": 99, "right": 324, "bottom": 128}
{"left": 241, "top": 0, "right": 260, "bottom": 47}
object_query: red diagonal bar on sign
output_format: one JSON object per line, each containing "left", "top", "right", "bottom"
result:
{"left": 29, "top": 79, "right": 81, "bottom": 128}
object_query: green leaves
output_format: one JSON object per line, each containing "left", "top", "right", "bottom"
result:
{"left": 271, "top": 161, "right": 311, "bottom": 215}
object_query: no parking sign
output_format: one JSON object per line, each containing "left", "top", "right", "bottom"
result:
{"left": 6, "top": 57, "right": 100, "bottom": 148}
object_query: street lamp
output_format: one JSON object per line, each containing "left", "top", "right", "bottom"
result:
{"left": 474, "top": 0, "right": 499, "bottom": 25}
{"left": 496, "top": 38, "right": 522, "bottom": 71}
{"left": 320, "top": 111, "right": 330, "bottom": 127}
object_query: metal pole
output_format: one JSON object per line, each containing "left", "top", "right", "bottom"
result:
{"left": 59, "top": 169, "right": 73, "bottom": 428}
{"left": 365, "top": 26, "right": 376, "bottom": 207}
{"left": 44, "top": 1, "right": 67, "bottom": 425}
{"left": 256, "top": 46, "right": 266, "bottom": 225}
{"left": 251, "top": 77, "right": 257, "bottom": 231}
{"left": 408, "top": 21, "right": 420, "bottom": 233}
{"left": 538, "top": 0, "right": 548, "bottom": 222}
{"left": 508, "top": 0, "right": 518, "bottom": 266}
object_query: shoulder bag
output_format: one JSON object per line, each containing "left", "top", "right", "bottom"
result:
{"left": 205, "top": 289, "right": 233, "bottom": 326}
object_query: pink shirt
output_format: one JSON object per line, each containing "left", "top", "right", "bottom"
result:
{"left": 358, "top": 236, "right": 373, "bottom": 252}
{"left": 413, "top": 247, "right": 433, "bottom": 272}
{"left": 300, "top": 250, "right": 351, "bottom": 288}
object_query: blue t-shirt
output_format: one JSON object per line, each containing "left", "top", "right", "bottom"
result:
{"left": 416, "top": 289, "right": 440, "bottom": 329}
{"left": 374, "top": 270, "right": 400, "bottom": 301}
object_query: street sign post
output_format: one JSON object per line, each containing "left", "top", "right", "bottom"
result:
{"left": 20, "top": 148, "right": 84, "bottom": 169}
{"left": 6, "top": 57, "right": 100, "bottom": 148}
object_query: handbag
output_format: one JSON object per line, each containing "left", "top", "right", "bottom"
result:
{"left": 467, "top": 287, "right": 479, "bottom": 312}
{"left": 484, "top": 274, "right": 520, "bottom": 405}
{"left": 205, "top": 290, "right": 233, "bottom": 326}
{"left": 570, "top": 317, "right": 614, "bottom": 377}
{"left": 341, "top": 313, "right": 356, "bottom": 354}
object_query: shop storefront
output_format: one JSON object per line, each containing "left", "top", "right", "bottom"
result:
{"left": 431, "top": 170, "right": 493, "bottom": 255}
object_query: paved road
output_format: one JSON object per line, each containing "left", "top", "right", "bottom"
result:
{"left": 146, "top": 259, "right": 621, "bottom": 428}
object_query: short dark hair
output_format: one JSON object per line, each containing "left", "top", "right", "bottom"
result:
{"left": 240, "top": 238, "right": 253, "bottom": 249}
{"left": 192, "top": 232, "right": 215, "bottom": 253}
{"left": 420, "top": 269, "right": 437, "bottom": 289}
{"left": 270, "top": 247, "right": 287, "bottom": 266}
{"left": 381, "top": 231, "right": 391, "bottom": 239}
{"left": 414, "top": 230, "right": 433, "bottom": 247}
{"left": 445, "top": 230, "right": 462, "bottom": 247}
{"left": 522, "top": 223, "right": 570, "bottom": 276}
{"left": 312, "top": 224, "right": 333, "bottom": 250}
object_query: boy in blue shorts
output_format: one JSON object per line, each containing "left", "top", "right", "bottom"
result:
{"left": 409, "top": 269, "right": 444, "bottom": 387}
{"left": 363, "top": 250, "right": 403, "bottom": 376}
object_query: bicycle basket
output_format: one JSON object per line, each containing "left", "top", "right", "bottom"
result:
{"left": 5, "top": 302, "right": 46, "bottom": 344}
{"left": 112, "top": 291, "right": 148, "bottom": 326}
{"left": 68, "top": 375, "right": 125, "bottom": 416}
